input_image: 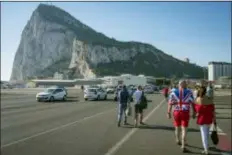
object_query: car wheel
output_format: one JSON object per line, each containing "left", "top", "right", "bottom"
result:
{"left": 85, "top": 98, "right": 88, "bottom": 101}
{"left": 63, "top": 95, "right": 67, "bottom": 101}
{"left": 104, "top": 95, "right": 107, "bottom": 100}
{"left": 50, "top": 96, "right": 54, "bottom": 102}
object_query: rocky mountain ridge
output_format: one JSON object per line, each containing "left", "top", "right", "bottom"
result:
{"left": 10, "top": 4, "right": 204, "bottom": 81}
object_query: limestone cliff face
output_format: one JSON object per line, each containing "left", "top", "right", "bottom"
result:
{"left": 10, "top": 4, "right": 204, "bottom": 81}
{"left": 68, "top": 39, "right": 149, "bottom": 78}
{"left": 10, "top": 9, "right": 75, "bottom": 80}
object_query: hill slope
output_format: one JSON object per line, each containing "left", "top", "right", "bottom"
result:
{"left": 10, "top": 4, "right": 204, "bottom": 81}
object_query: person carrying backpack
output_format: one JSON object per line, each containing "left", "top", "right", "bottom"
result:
{"left": 133, "top": 85, "right": 147, "bottom": 127}
{"left": 117, "top": 85, "right": 129, "bottom": 127}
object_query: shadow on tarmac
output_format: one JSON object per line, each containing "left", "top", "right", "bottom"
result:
{"left": 215, "top": 103, "right": 232, "bottom": 106}
{"left": 216, "top": 116, "right": 232, "bottom": 120}
{"left": 44, "top": 98, "right": 80, "bottom": 103}
{"left": 178, "top": 145, "right": 222, "bottom": 155}
{"left": 122, "top": 124, "right": 200, "bottom": 132}
{"left": 216, "top": 107, "right": 232, "bottom": 110}
{"left": 67, "top": 96, "right": 79, "bottom": 99}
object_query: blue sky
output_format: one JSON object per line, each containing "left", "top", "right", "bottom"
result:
{"left": 1, "top": 2, "right": 231, "bottom": 81}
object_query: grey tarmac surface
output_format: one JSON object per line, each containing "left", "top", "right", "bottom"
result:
{"left": 1, "top": 89, "right": 231, "bottom": 155}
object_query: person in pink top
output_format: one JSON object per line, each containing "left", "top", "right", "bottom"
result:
{"left": 195, "top": 86, "right": 215, "bottom": 155}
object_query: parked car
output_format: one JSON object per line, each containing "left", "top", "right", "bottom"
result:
{"left": 144, "top": 87, "right": 154, "bottom": 94}
{"left": 106, "top": 86, "right": 115, "bottom": 94}
{"left": 84, "top": 88, "right": 107, "bottom": 101}
{"left": 53, "top": 86, "right": 68, "bottom": 96}
{"left": 36, "top": 88, "right": 67, "bottom": 102}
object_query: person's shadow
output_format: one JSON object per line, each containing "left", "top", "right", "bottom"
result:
{"left": 186, "top": 145, "right": 227, "bottom": 155}
{"left": 122, "top": 124, "right": 200, "bottom": 132}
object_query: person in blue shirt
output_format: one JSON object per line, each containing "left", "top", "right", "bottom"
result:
{"left": 117, "top": 85, "right": 129, "bottom": 127}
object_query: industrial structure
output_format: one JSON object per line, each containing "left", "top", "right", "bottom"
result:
{"left": 184, "top": 58, "right": 190, "bottom": 63}
{"left": 31, "top": 79, "right": 104, "bottom": 88}
{"left": 208, "top": 61, "right": 232, "bottom": 81}
{"left": 5, "top": 74, "right": 174, "bottom": 89}
{"left": 100, "top": 74, "right": 147, "bottom": 87}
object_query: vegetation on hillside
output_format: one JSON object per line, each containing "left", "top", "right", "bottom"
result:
{"left": 37, "top": 4, "right": 145, "bottom": 49}
{"left": 35, "top": 4, "right": 205, "bottom": 79}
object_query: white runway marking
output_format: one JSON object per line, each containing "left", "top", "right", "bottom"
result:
{"left": 104, "top": 99, "right": 165, "bottom": 155}
{"left": 1, "top": 108, "right": 116, "bottom": 148}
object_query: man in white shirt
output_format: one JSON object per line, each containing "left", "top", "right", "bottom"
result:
{"left": 133, "top": 85, "right": 145, "bottom": 127}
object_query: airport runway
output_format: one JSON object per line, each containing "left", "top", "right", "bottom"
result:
{"left": 1, "top": 89, "right": 231, "bottom": 155}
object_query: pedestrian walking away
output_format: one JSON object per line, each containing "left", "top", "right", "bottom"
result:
{"left": 117, "top": 85, "right": 129, "bottom": 127}
{"left": 81, "top": 85, "right": 84, "bottom": 91}
{"left": 195, "top": 86, "right": 215, "bottom": 155}
{"left": 167, "top": 80, "right": 196, "bottom": 152}
{"left": 133, "top": 85, "right": 147, "bottom": 127}
{"left": 163, "top": 86, "right": 169, "bottom": 101}
{"left": 206, "top": 82, "right": 214, "bottom": 100}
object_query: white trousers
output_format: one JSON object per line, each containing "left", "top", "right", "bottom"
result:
{"left": 199, "top": 124, "right": 210, "bottom": 151}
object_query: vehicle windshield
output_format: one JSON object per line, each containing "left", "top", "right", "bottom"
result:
{"left": 45, "top": 89, "right": 55, "bottom": 93}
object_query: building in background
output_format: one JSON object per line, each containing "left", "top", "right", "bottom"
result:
{"left": 100, "top": 74, "right": 147, "bottom": 86}
{"left": 184, "top": 58, "right": 190, "bottom": 63}
{"left": 208, "top": 61, "right": 232, "bottom": 81}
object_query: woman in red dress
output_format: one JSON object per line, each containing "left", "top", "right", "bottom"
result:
{"left": 195, "top": 86, "right": 215, "bottom": 155}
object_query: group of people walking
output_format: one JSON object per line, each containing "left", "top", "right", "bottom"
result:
{"left": 168, "top": 80, "right": 215, "bottom": 154}
{"left": 117, "top": 85, "right": 147, "bottom": 127}
{"left": 117, "top": 80, "right": 215, "bottom": 155}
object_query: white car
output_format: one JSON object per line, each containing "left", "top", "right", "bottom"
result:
{"left": 36, "top": 88, "right": 67, "bottom": 102}
{"left": 144, "top": 87, "right": 154, "bottom": 94}
{"left": 84, "top": 88, "right": 107, "bottom": 101}
{"left": 106, "top": 87, "right": 115, "bottom": 94}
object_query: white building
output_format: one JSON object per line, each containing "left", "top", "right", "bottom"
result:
{"left": 208, "top": 62, "right": 232, "bottom": 81}
{"left": 101, "top": 74, "right": 147, "bottom": 86}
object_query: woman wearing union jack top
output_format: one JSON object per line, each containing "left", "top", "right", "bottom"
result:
{"left": 167, "top": 80, "right": 196, "bottom": 152}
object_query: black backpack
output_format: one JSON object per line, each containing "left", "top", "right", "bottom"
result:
{"left": 140, "top": 92, "right": 148, "bottom": 109}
